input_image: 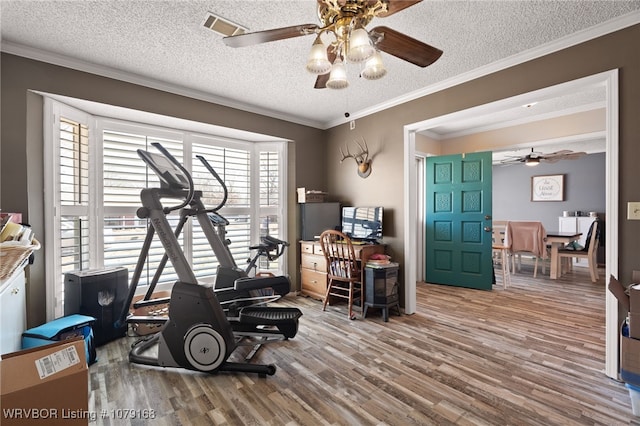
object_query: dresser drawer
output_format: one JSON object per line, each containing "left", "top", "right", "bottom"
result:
{"left": 301, "top": 253, "right": 326, "bottom": 272}
{"left": 301, "top": 269, "right": 327, "bottom": 299}
{"left": 301, "top": 242, "right": 315, "bottom": 254}
{"left": 300, "top": 241, "right": 325, "bottom": 255}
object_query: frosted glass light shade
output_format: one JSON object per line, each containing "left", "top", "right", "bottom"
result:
{"left": 326, "top": 58, "right": 349, "bottom": 89}
{"left": 525, "top": 157, "right": 540, "bottom": 166}
{"left": 361, "top": 51, "right": 387, "bottom": 80}
{"left": 306, "top": 39, "right": 332, "bottom": 75}
{"left": 346, "top": 28, "right": 374, "bottom": 62}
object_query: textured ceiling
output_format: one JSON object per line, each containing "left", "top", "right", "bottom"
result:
{"left": 1, "top": 0, "right": 640, "bottom": 130}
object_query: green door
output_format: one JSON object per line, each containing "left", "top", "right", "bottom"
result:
{"left": 425, "top": 152, "right": 493, "bottom": 290}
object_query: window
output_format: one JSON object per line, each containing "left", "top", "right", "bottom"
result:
{"left": 59, "top": 117, "right": 90, "bottom": 273}
{"left": 45, "top": 100, "right": 287, "bottom": 320}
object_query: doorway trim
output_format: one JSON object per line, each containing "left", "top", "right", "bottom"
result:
{"left": 403, "top": 69, "right": 619, "bottom": 378}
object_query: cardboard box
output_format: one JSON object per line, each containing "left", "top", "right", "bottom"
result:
{"left": 608, "top": 275, "right": 630, "bottom": 312}
{"left": 131, "top": 291, "right": 170, "bottom": 336}
{"left": 1, "top": 339, "right": 89, "bottom": 425}
{"left": 621, "top": 322, "right": 640, "bottom": 387}
{"left": 296, "top": 188, "right": 327, "bottom": 203}
{"left": 630, "top": 313, "right": 640, "bottom": 340}
{"left": 628, "top": 283, "right": 640, "bottom": 338}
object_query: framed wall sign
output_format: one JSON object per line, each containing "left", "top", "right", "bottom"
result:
{"left": 531, "top": 174, "right": 564, "bottom": 201}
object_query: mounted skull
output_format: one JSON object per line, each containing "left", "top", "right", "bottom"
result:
{"left": 340, "top": 137, "right": 372, "bottom": 178}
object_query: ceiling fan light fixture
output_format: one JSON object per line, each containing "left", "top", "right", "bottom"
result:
{"left": 306, "top": 38, "right": 332, "bottom": 75}
{"left": 326, "top": 58, "right": 349, "bottom": 89}
{"left": 346, "top": 27, "right": 375, "bottom": 63}
{"left": 361, "top": 51, "right": 387, "bottom": 80}
{"left": 525, "top": 157, "right": 540, "bottom": 166}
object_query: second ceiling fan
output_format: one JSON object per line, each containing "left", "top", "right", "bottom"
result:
{"left": 500, "top": 148, "right": 587, "bottom": 166}
{"left": 222, "top": 0, "right": 443, "bottom": 89}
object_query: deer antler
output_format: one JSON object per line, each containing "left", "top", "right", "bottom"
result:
{"left": 340, "top": 137, "right": 369, "bottom": 165}
{"left": 340, "top": 137, "right": 372, "bottom": 178}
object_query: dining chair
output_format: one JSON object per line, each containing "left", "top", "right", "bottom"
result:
{"left": 558, "top": 219, "right": 600, "bottom": 283}
{"left": 319, "top": 229, "right": 362, "bottom": 320}
{"left": 506, "top": 221, "right": 548, "bottom": 278}
{"left": 492, "top": 220, "right": 511, "bottom": 288}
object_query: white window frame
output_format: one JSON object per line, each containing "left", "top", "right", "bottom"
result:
{"left": 44, "top": 99, "right": 97, "bottom": 318}
{"left": 44, "top": 99, "right": 288, "bottom": 320}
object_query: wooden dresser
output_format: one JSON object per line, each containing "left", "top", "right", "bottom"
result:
{"left": 299, "top": 240, "right": 386, "bottom": 300}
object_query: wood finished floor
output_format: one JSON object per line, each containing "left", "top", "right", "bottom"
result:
{"left": 89, "top": 263, "right": 637, "bottom": 425}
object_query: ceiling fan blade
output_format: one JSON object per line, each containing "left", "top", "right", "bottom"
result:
{"left": 370, "top": 26, "right": 442, "bottom": 67}
{"left": 223, "top": 24, "right": 319, "bottom": 48}
{"left": 378, "top": 0, "right": 423, "bottom": 17}
{"left": 560, "top": 152, "right": 587, "bottom": 160}
{"left": 500, "top": 157, "right": 525, "bottom": 165}
{"left": 314, "top": 49, "right": 336, "bottom": 89}
{"left": 499, "top": 161, "right": 523, "bottom": 167}
{"left": 542, "top": 150, "right": 573, "bottom": 158}
{"left": 314, "top": 73, "right": 330, "bottom": 89}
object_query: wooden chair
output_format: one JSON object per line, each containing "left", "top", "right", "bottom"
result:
{"left": 492, "top": 221, "right": 511, "bottom": 289}
{"left": 506, "top": 221, "right": 547, "bottom": 278}
{"left": 319, "top": 230, "right": 362, "bottom": 320}
{"left": 558, "top": 219, "right": 600, "bottom": 283}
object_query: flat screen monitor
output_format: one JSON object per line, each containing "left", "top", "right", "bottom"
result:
{"left": 341, "top": 207, "right": 383, "bottom": 242}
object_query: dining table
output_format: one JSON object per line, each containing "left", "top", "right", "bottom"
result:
{"left": 546, "top": 231, "right": 582, "bottom": 279}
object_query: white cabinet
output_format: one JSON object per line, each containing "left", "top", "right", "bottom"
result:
{"left": 0, "top": 269, "right": 27, "bottom": 355}
{"left": 558, "top": 216, "right": 596, "bottom": 267}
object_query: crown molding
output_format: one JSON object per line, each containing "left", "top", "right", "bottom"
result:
{"left": 325, "top": 10, "right": 640, "bottom": 129}
{"left": 0, "top": 41, "right": 326, "bottom": 129}
{"left": 2, "top": 11, "right": 638, "bottom": 131}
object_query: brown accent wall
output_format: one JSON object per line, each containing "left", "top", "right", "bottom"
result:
{"left": 325, "top": 24, "right": 640, "bottom": 292}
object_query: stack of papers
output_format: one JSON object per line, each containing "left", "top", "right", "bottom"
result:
{"left": 0, "top": 214, "right": 33, "bottom": 245}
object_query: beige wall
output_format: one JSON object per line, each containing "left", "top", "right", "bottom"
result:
{"left": 1, "top": 54, "right": 325, "bottom": 326}
{"left": 440, "top": 109, "right": 606, "bottom": 155}
{"left": 325, "top": 23, "right": 640, "bottom": 293}
{"left": 415, "top": 133, "right": 441, "bottom": 155}
{"left": 415, "top": 109, "right": 605, "bottom": 157}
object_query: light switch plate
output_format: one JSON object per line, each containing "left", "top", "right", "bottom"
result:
{"left": 628, "top": 202, "right": 640, "bottom": 220}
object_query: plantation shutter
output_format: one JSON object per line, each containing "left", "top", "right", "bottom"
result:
{"left": 102, "top": 130, "right": 183, "bottom": 287}
{"left": 56, "top": 117, "right": 91, "bottom": 317}
{"left": 191, "top": 143, "right": 252, "bottom": 276}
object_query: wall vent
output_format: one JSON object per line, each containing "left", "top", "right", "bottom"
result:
{"left": 203, "top": 12, "right": 247, "bottom": 37}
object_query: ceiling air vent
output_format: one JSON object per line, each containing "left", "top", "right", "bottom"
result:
{"left": 203, "top": 12, "right": 247, "bottom": 37}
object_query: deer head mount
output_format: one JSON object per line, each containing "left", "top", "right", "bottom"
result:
{"left": 340, "top": 137, "right": 371, "bottom": 178}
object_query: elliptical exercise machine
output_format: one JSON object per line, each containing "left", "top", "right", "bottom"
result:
{"left": 119, "top": 143, "right": 301, "bottom": 376}
{"left": 122, "top": 151, "right": 291, "bottom": 320}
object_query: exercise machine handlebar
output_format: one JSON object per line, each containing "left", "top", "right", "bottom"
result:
{"left": 195, "top": 154, "right": 228, "bottom": 212}
{"left": 137, "top": 142, "right": 195, "bottom": 214}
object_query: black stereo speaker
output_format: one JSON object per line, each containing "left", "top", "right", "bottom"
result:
{"left": 64, "top": 267, "right": 129, "bottom": 346}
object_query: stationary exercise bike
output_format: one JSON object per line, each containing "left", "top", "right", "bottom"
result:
{"left": 118, "top": 143, "right": 301, "bottom": 376}
{"left": 194, "top": 154, "right": 291, "bottom": 315}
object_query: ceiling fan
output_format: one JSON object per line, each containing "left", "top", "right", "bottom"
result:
{"left": 222, "top": 0, "right": 443, "bottom": 89}
{"left": 500, "top": 148, "right": 587, "bottom": 166}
